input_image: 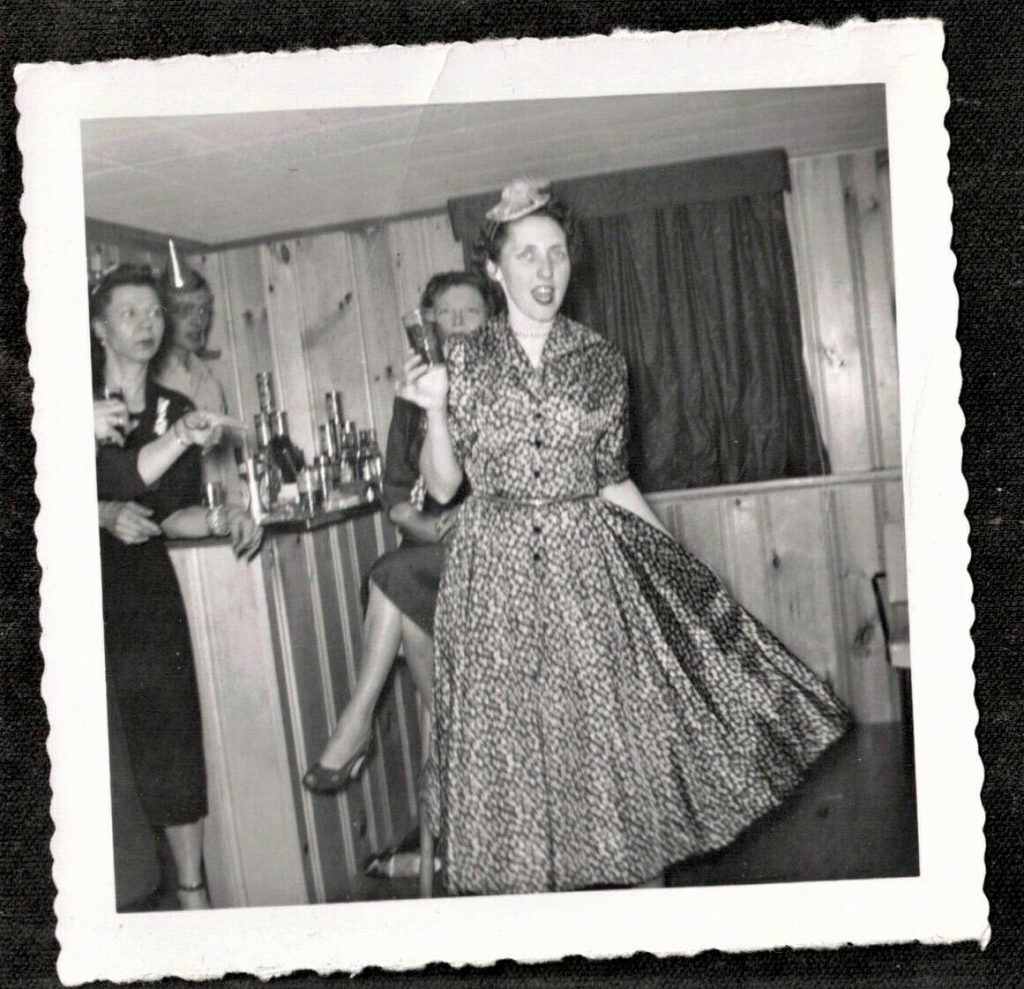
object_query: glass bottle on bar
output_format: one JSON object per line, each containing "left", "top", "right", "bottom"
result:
{"left": 271, "top": 410, "right": 304, "bottom": 483}
{"left": 337, "top": 419, "right": 358, "bottom": 485}
{"left": 317, "top": 422, "right": 339, "bottom": 496}
{"left": 364, "top": 427, "right": 383, "bottom": 486}
{"left": 325, "top": 390, "right": 344, "bottom": 454}
{"left": 253, "top": 411, "right": 282, "bottom": 510}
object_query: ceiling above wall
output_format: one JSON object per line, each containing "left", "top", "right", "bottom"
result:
{"left": 81, "top": 85, "right": 886, "bottom": 248}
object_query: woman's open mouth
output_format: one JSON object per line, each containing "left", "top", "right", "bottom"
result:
{"left": 531, "top": 286, "right": 555, "bottom": 305}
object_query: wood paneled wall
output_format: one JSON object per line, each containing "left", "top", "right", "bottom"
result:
{"left": 787, "top": 149, "right": 901, "bottom": 517}
{"left": 90, "top": 145, "right": 906, "bottom": 735}
{"left": 262, "top": 515, "right": 419, "bottom": 903}
{"left": 188, "top": 214, "right": 465, "bottom": 461}
{"left": 649, "top": 470, "right": 904, "bottom": 724}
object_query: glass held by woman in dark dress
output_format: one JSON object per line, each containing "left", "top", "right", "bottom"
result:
{"left": 91, "top": 264, "right": 262, "bottom": 910}
{"left": 400, "top": 179, "right": 851, "bottom": 896}
{"left": 302, "top": 271, "right": 491, "bottom": 794}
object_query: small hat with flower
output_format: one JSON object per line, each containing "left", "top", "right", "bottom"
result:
{"left": 485, "top": 178, "right": 552, "bottom": 223}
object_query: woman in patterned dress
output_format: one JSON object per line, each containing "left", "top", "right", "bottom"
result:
{"left": 303, "top": 271, "right": 490, "bottom": 794}
{"left": 400, "top": 180, "right": 851, "bottom": 896}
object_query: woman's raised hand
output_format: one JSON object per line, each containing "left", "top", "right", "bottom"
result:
{"left": 176, "top": 411, "right": 245, "bottom": 452}
{"left": 396, "top": 353, "right": 449, "bottom": 412}
{"left": 94, "top": 397, "right": 129, "bottom": 446}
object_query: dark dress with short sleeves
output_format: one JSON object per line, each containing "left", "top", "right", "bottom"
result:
{"left": 422, "top": 314, "right": 850, "bottom": 896}
{"left": 97, "top": 380, "right": 207, "bottom": 828}
{"left": 366, "top": 396, "right": 468, "bottom": 635}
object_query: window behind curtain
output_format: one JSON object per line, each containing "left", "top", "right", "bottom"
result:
{"left": 448, "top": 151, "right": 830, "bottom": 493}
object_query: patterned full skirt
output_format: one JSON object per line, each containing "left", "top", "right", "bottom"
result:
{"left": 423, "top": 496, "right": 851, "bottom": 896}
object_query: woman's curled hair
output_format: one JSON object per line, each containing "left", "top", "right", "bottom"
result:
{"left": 420, "top": 268, "right": 497, "bottom": 320}
{"left": 471, "top": 197, "right": 580, "bottom": 270}
{"left": 89, "top": 263, "right": 166, "bottom": 390}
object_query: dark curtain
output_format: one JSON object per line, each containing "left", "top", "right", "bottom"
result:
{"left": 448, "top": 151, "right": 830, "bottom": 492}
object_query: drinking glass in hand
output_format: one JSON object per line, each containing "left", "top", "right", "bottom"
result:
{"left": 402, "top": 308, "right": 443, "bottom": 365}
{"left": 99, "top": 386, "right": 127, "bottom": 446}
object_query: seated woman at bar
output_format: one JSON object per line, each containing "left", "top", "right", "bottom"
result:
{"left": 91, "top": 264, "right": 262, "bottom": 909}
{"left": 303, "top": 270, "right": 491, "bottom": 793}
{"left": 402, "top": 180, "right": 850, "bottom": 896}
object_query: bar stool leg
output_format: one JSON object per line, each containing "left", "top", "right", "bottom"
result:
{"left": 418, "top": 706, "right": 434, "bottom": 898}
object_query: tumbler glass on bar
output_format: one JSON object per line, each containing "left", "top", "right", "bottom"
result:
{"left": 204, "top": 481, "right": 231, "bottom": 536}
{"left": 402, "top": 308, "right": 443, "bottom": 365}
{"left": 297, "top": 466, "right": 323, "bottom": 517}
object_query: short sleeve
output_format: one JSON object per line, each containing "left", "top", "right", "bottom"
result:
{"left": 594, "top": 351, "right": 631, "bottom": 489}
{"left": 444, "top": 333, "right": 476, "bottom": 464}
{"left": 96, "top": 446, "right": 148, "bottom": 500}
{"left": 381, "top": 397, "right": 423, "bottom": 510}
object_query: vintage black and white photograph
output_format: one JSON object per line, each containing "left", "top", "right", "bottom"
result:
{"left": 22, "top": 22, "right": 983, "bottom": 983}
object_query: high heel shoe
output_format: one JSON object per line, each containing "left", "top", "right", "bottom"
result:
{"left": 303, "top": 737, "right": 374, "bottom": 794}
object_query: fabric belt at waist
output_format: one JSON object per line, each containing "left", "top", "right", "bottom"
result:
{"left": 472, "top": 491, "right": 597, "bottom": 508}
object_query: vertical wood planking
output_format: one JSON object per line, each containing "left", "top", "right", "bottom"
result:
{"left": 787, "top": 155, "right": 874, "bottom": 472}
{"left": 260, "top": 241, "right": 317, "bottom": 456}
{"left": 670, "top": 497, "right": 733, "bottom": 589}
{"left": 760, "top": 488, "right": 841, "bottom": 685}
{"left": 169, "top": 544, "right": 309, "bottom": 907}
{"left": 654, "top": 475, "right": 903, "bottom": 722}
{"left": 720, "top": 493, "right": 774, "bottom": 627}
{"left": 351, "top": 223, "right": 409, "bottom": 447}
{"left": 269, "top": 533, "right": 351, "bottom": 900}
{"left": 214, "top": 245, "right": 275, "bottom": 428}
{"left": 290, "top": 232, "right": 376, "bottom": 444}
{"left": 385, "top": 212, "right": 465, "bottom": 316}
{"left": 831, "top": 484, "right": 899, "bottom": 722}
{"left": 842, "top": 151, "right": 903, "bottom": 471}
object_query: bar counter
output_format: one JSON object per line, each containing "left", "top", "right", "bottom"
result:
{"left": 167, "top": 500, "right": 423, "bottom": 907}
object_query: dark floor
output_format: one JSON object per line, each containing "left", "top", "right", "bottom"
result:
{"left": 351, "top": 721, "right": 919, "bottom": 901}
{"left": 136, "top": 721, "right": 916, "bottom": 908}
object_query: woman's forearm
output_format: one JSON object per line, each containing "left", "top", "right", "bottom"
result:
{"left": 160, "top": 505, "right": 211, "bottom": 540}
{"left": 136, "top": 425, "right": 190, "bottom": 485}
{"left": 599, "top": 479, "right": 670, "bottom": 536}
{"left": 419, "top": 409, "right": 463, "bottom": 504}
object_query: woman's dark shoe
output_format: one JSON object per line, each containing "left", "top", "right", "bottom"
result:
{"left": 303, "top": 738, "right": 373, "bottom": 794}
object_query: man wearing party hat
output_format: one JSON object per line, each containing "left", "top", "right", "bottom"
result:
{"left": 156, "top": 240, "right": 229, "bottom": 418}
{"left": 156, "top": 240, "right": 234, "bottom": 490}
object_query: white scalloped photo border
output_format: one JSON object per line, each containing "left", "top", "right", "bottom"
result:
{"left": 19, "top": 20, "right": 983, "bottom": 984}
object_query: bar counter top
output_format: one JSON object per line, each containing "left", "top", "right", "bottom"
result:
{"left": 166, "top": 497, "right": 382, "bottom": 549}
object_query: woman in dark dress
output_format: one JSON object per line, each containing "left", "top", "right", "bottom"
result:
{"left": 303, "top": 271, "right": 490, "bottom": 793}
{"left": 91, "top": 264, "right": 261, "bottom": 909}
{"left": 402, "top": 180, "right": 851, "bottom": 896}
{"left": 94, "top": 394, "right": 227, "bottom": 910}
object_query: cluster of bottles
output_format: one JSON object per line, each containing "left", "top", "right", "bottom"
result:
{"left": 241, "top": 371, "right": 382, "bottom": 522}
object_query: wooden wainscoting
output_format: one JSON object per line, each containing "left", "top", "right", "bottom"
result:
{"left": 261, "top": 510, "right": 421, "bottom": 904}
{"left": 649, "top": 469, "right": 906, "bottom": 723}
{"left": 168, "top": 509, "right": 421, "bottom": 908}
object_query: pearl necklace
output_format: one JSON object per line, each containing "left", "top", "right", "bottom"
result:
{"left": 511, "top": 323, "right": 553, "bottom": 340}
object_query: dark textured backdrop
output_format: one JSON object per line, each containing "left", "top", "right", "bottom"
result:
{"left": 3, "top": 2, "right": 1020, "bottom": 986}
